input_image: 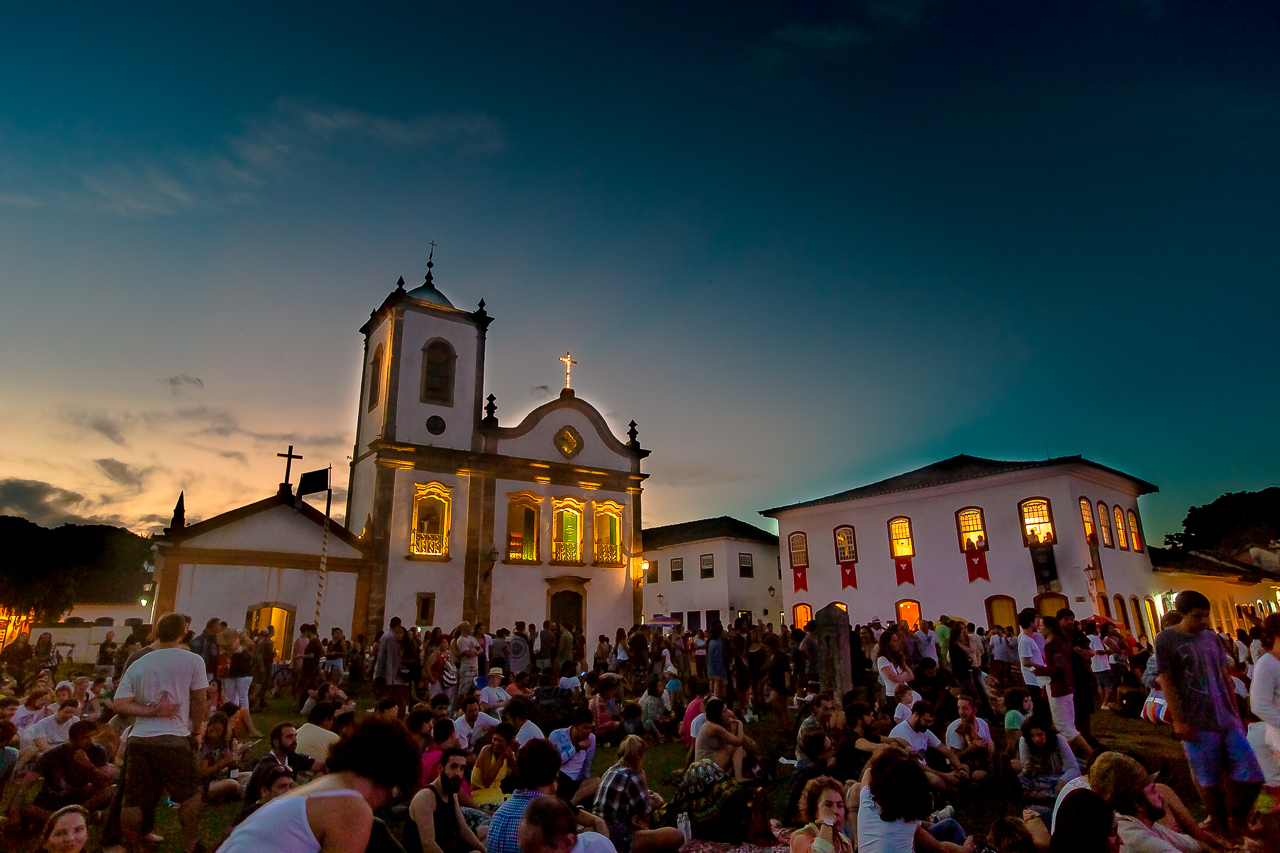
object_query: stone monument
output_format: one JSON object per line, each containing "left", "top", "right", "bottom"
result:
{"left": 814, "top": 602, "right": 853, "bottom": 697}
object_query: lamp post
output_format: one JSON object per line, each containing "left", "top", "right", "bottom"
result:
{"left": 657, "top": 593, "right": 666, "bottom": 613}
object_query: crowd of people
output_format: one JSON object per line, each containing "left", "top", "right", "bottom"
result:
{"left": 1, "top": 589, "right": 1279, "bottom": 853}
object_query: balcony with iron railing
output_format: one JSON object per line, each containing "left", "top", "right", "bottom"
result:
{"left": 552, "top": 541, "right": 582, "bottom": 564}
{"left": 411, "top": 531, "right": 446, "bottom": 557}
{"left": 594, "top": 543, "right": 621, "bottom": 565}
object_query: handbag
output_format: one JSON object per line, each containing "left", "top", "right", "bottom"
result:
{"left": 1142, "top": 689, "right": 1169, "bottom": 724}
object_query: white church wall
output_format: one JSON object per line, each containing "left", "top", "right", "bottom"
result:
{"left": 346, "top": 456, "right": 378, "bottom": 538}
{"left": 180, "top": 504, "right": 362, "bottom": 558}
{"left": 172, "top": 562, "right": 357, "bottom": 644}
{"left": 395, "top": 309, "right": 480, "bottom": 451}
{"left": 496, "top": 407, "right": 632, "bottom": 472}
{"left": 382, "top": 469, "right": 472, "bottom": 631}
{"left": 488, "top": 563, "right": 633, "bottom": 647}
{"left": 358, "top": 317, "right": 393, "bottom": 451}
{"left": 772, "top": 467, "right": 1154, "bottom": 630}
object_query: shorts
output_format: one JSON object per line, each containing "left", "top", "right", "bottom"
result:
{"left": 1182, "top": 725, "right": 1264, "bottom": 788}
{"left": 122, "top": 736, "right": 200, "bottom": 811}
{"left": 1048, "top": 693, "right": 1079, "bottom": 740}
{"left": 323, "top": 659, "right": 344, "bottom": 673}
{"left": 1096, "top": 668, "right": 1118, "bottom": 690}
{"left": 557, "top": 772, "right": 582, "bottom": 802}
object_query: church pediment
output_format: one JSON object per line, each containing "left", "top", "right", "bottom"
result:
{"left": 488, "top": 391, "right": 645, "bottom": 472}
{"left": 161, "top": 492, "right": 364, "bottom": 559}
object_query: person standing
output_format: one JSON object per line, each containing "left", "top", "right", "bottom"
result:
{"left": 1040, "top": 617, "right": 1093, "bottom": 765}
{"left": 108, "top": 612, "right": 208, "bottom": 853}
{"left": 187, "top": 618, "right": 221, "bottom": 679}
{"left": 508, "top": 624, "right": 532, "bottom": 678}
{"left": 1017, "top": 609, "right": 1050, "bottom": 719}
{"left": 1157, "top": 589, "right": 1264, "bottom": 843}
{"left": 1056, "top": 609, "right": 1099, "bottom": 748}
{"left": 374, "top": 617, "right": 411, "bottom": 714}
{"left": 536, "top": 622, "right": 556, "bottom": 673}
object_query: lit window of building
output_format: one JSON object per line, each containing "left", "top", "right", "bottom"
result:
{"left": 1079, "top": 497, "right": 1096, "bottom": 544}
{"left": 506, "top": 494, "right": 541, "bottom": 562}
{"left": 593, "top": 501, "right": 623, "bottom": 565}
{"left": 1128, "top": 510, "right": 1144, "bottom": 552}
{"left": 955, "top": 507, "right": 987, "bottom": 552}
{"left": 1019, "top": 499, "right": 1055, "bottom": 546}
{"left": 552, "top": 498, "right": 585, "bottom": 563}
{"left": 410, "top": 483, "right": 451, "bottom": 557}
{"left": 793, "top": 603, "right": 812, "bottom": 626}
{"left": 834, "top": 525, "right": 858, "bottom": 562}
{"left": 1114, "top": 505, "right": 1129, "bottom": 550}
{"left": 889, "top": 517, "right": 914, "bottom": 558}
{"left": 1097, "top": 501, "right": 1114, "bottom": 547}
{"left": 789, "top": 532, "right": 809, "bottom": 568}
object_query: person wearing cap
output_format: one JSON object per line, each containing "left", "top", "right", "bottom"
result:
{"left": 1089, "top": 751, "right": 1212, "bottom": 853}
{"left": 480, "top": 668, "right": 511, "bottom": 714}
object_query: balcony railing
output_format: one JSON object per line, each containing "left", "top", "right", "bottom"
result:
{"left": 411, "top": 532, "right": 445, "bottom": 556}
{"left": 552, "top": 541, "right": 581, "bottom": 563}
{"left": 595, "top": 543, "right": 621, "bottom": 564}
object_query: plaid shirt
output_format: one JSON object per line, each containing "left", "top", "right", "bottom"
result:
{"left": 593, "top": 763, "right": 650, "bottom": 829}
{"left": 487, "top": 788, "right": 544, "bottom": 853}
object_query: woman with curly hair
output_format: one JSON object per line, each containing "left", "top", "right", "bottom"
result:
{"left": 789, "top": 776, "right": 853, "bottom": 853}
{"left": 856, "top": 749, "right": 969, "bottom": 853}
{"left": 1016, "top": 716, "right": 1081, "bottom": 803}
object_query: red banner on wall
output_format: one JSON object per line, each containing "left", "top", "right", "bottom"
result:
{"left": 894, "top": 556, "right": 914, "bottom": 586}
{"left": 840, "top": 561, "right": 858, "bottom": 590}
{"left": 965, "top": 549, "right": 990, "bottom": 583}
{"left": 793, "top": 564, "right": 808, "bottom": 593}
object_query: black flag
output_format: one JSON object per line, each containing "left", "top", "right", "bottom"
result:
{"left": 297, "top": 468, "right": 330, "bottom": 498}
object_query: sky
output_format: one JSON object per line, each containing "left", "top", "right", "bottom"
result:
{"left": 1, "top": 1, "right": 1277, "bottom": 544}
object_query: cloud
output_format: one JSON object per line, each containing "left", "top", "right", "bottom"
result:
{"left": 0, "top": 478, "right": 126, "bottom": 527}
{"left": 530, "top": 385, "right": 551, "bottom": 399}
{"left": 94, "top": 458, "right": 151, "bottom": 490}
{"left": 163, "top": 374, "right": 204, "bottom": 395}
{"left": 61, "top": 409, "right": 132, "bottom": 446}
{"left": 653, "top": 461, "right": 762, "bottom": 488}
{"left": 5, "top": 99, "right": 506, "bottom": 218}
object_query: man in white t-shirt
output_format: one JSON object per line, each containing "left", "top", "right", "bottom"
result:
{"left": 505, "top": 696, "right": 545, "bottom": 745}
{"left": 915, "top": 622, "right": 939, "bottom": 664}
{"left": 519, "top": 789, "right": 618, "bottom": 853}
{"left": 479, "top": 668, "right": 512, "bottom": 714}
{"left": 944, "top": 694, "right": 994, "bottom": 783}
{"left": 455, "top": 694, "right": 500, "bottom": 752}
{"left": 1017, "top": 608, "right": 1050, "bottom": 715}
{"left": 888, "top": 702, "right": 968, "bottom": 791}
{"left": 110, "top": 612, "right": 209, "bottom": 853}
{"left": 20, "top": 698, "right": 80, "bottom": 753}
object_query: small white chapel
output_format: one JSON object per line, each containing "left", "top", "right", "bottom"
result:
{"left": 153, "top": 259, "right": 649, "bottom": 656}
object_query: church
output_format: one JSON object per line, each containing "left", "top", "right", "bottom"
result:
{"left": 153, "top": 260, "right": 648, "bottom": 654}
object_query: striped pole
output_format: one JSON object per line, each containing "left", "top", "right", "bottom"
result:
{"left": 315, "top": 487, "right": 331, "bottom": 626}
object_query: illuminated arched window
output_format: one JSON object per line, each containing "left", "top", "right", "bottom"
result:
{"left": 1097, "top": 501, "right": 1114, "bottom": 548}
{"left": 789, "top": 532, "right": 809, "bottom": 568}
{"left": 1098, "top": 595, "right": 1111, "bottom": 618}
{"left": 955, "top": 507, "right": 988, "bottom": 552}
{"left": 1114, "top": 594, "right": 1131, "bottom": 631}
{"left": 593, "top": 501, "right": 623, "bottom": 565}
{"left": 1114, "top": 506, "right": 1129, "bottom": 550}
{"left": 421, "top": 339, "right": 456, "bottom": 406}
{"left": 1211, "top": 600, "right": 1224, "bottom": 632}
{"left": 792, "top": 603, "right": 812, "bottom": 627}
{"left": 1130, "top": 596, "right": 1145, "bottom": 637}
{"left": 1144, "top": 598, "right": 1159, "bottom": 637}
{"left": 888, "top": 517, "right": 914, "bottom": 557}
{"left": 410, "top": 483, "right": 451, "bottom": 557}
{"left": 1079, "top": 497, "right": 1097, "bottom": 545}
{"left": 506, "top": 493, "right": 541, "bottom": 562}
{"left": 1128, "top": 511, "right": 1144, "bottom": 552}
{"left": 896, "top": 599, "right": 921, "bottom": 630}
{"left": 367, "top": 344, "right": 384, "bottom": 411}
{"left": 1018, "top": 499, "right": 1056, "bottom": 546}
{"left": 552, "top": 498, "right": 585, "bottom": 563}
{"left": 834, "top": 526, "right": 857, "bottom": 563}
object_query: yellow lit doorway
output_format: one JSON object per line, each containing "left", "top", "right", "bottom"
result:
{"left": 246, "top": 602, "right": 295, "bottom": 662}
{"left": 895, "top": 599, "right": 921, "bottom": 630}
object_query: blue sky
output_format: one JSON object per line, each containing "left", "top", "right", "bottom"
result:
{"left": 1, "top": 1, "right": 1277, "bottom": 541}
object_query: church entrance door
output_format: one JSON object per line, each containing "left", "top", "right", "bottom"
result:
{"left": 550, "top": 590, "right": 584, "bottom": 634}
{"left": 246, "top": 602, "right": 295, "bottom": 663}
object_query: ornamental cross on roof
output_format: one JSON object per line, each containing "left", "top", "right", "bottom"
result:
{"left": 559, "top": 352, "right": 576, "bottom": 389}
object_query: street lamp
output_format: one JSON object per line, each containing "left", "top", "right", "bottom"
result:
{"left": 768, "top": 586, "right": 776, "bottom": 598}
{"left": 656, "top": 594, "right": 666, "bottom": 611}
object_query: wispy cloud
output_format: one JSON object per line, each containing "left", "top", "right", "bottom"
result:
{"left": 1, "top": 98, "right": 506, "bottom": 218}
{"left": 61, "top": 409, "right": 132, "bottom": 446}
{"left": 94, "top": 458, "right": 152, "bottom": 490}
{"left": 162, "top": 375, "right": 204, "bottom": 395}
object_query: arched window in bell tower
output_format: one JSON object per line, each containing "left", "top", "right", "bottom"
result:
{"left": 367, "top": 344, "right": 384, "bottom": 412}
{"left": 421, "top": 339, "right": 456, "bottom": 406}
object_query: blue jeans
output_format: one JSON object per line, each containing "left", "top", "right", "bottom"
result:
{"left": 929, "top": 818, "right": 966, "bottom": 845}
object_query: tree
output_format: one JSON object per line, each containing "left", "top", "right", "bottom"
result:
{"left": 1164, "top": 487, "right": 1280, "bottom": 557}
{"left": 0, "top": 516, "right": 152, "bottom": 623}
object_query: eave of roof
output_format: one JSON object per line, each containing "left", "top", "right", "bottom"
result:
{"left": 761, "top": 454, "right": 1158, "bottom": 516}
{"left": 1148, "top": 546, "right": 1280, "bottom": 584}
{"left": 643, "top": 516, "right": 778, "bottom": 550}
{"left": 157, "top": 485, "right": 364, "bottom": 551}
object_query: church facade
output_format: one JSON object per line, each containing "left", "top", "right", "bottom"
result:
{"left": 154, "top": 264, "right": 648, "bottom": 649}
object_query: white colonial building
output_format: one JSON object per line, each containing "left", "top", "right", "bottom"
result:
{"left": 155, "top": 262, "right": 648, "bottom": 652}
{"left": 642, "top": 517, "right": 781, "bottom": 631}
{"left": 762, "top": 455, "right": 1176, "bottom": 635}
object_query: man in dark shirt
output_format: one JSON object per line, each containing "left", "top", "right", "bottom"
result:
{"left": 1057, "top": 608, "right": 1100, "bottom": 747}
{"left": 188, "top": 617, "right": 222, "bottom": 678}
{"left": 22, "top": 719, "right": 114, "bottom": 820}
{"left": 245, "top": 722, "right": 321, "bottom": 803}
{"left": 537, "top": 622, "right": 556, "bottom": 671}
{"left": 96, "top": 631, "right": 118, "bottom": 677}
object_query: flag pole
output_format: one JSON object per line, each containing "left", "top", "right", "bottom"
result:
{"left": 315, "top": 466, "right": 332, "bottom": 626}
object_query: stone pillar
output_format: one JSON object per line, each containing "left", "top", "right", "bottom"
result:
{"left": 815, "top": 603, "right": 853, "bottom": 698}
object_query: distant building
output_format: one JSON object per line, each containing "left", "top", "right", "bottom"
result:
{"left": 762, "top": 454, "right": 1176, "bottom": 634}
{"left": 642, "top": 516, "right": 781, "bottom": 632}
{"left": 1148, "top": 546, "right": 1280, "bottom": 635}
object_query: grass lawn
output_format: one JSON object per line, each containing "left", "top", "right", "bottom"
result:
{"left": 8, "top": 689, "right": 1195, "bottom": 852}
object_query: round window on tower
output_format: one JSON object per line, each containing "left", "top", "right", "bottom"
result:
{"left": 426, "top": 416, "right": 446, "bottom": 435}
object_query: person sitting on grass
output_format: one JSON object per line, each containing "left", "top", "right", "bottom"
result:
{"left": 486, "top": 737, "right": 609, "bottom": 853}
{"left": 944, "top": 695, "right": 994, "bottom": 785}
{"left": 480, "top": 668, "right": 512, "bottom": 715}
{"left": 789, "top": 776, "right": 854, "bottom": 853}
{"left": 590, "top": 676, "right": 624, "bottom": 746}
{"left": 887, "top": 702, "right": 970, "bottom": 792}
{"left": 244, "top": 721, "right": 324, "bottom": 804}
{"left": 506, "top": 696, "right": 546, "bottom": 746}
{"left": 230, "top": 763, "right": 297, "bottom": 827}
{"left": 18, "top": 720, "right": 115, "bottom": 824}
{"left": 218, "top": 718, "right": 420, "bottom": 853}
{"left": 693, "top": 698, "right": 755, "bottom": 782}
{"left": 891, "top": 683, "right": 923, "bottom": 724}
{"left": 593, "top": 735, "right": 683, "bottom": 853}
{"left": 786, "top": 731, "right": 835, "bottom": 825}
{"left": 519, "top": 793, "right": 618, "bottom": 853}
{"left": 855, "top": 748, "right": 970, "bottom": 853}
{"left": 550, "top": 707, "right": 601, "bottom": 808}
{"left": 40, "top": 804, "right": 90, "bottom": 853}
{"left": 471, "top": 722, "right": 518, "bottom": 806}
{"left": 1016, "top": 716, "right": 1081, "bottom": 805}
{"left": 197, "top": 710, "right": 250, "bottom": 804}
{"left": 406, "top": 746, "right": 487, "bottom": 853}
